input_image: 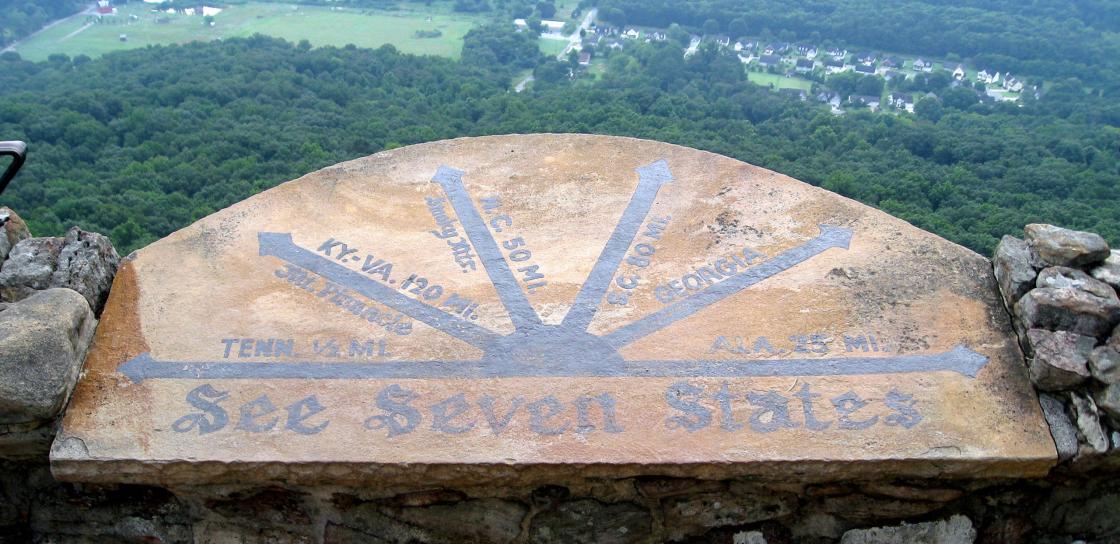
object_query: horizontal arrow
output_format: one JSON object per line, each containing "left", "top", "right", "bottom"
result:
{"left": 118, "top": 345, "right": 986, "bottom": 383}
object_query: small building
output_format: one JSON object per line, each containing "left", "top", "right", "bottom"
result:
{"left": 826, "top": 47, "right": 847, "bottom": 60}
{"left": 856, "top": 51, "right": 877, "bottom": 65}
{"left": 1003, "top": 75, "right": 1023, "bottom": 92}
{"left": 797, "top": 44, "right": 818, "bottom": 58}
{"left": 977, "top": 69, "right": 1000, "bottom": 84}
{"left": 623, "top": 28, "right": 640, "bottom": 39}
{"left": 119, "top": 34, "right": 127, "bottom": 42}
{"left": 96, "top": 0, "right": 116, "bottom": 15}
{"left": 912, "top": 59, "right": 933, "bottom": 72}
{"left": 795, "top": 58, "right": 815, "bottom": 73}
{"left": 952, "top": 64, "right": 966, "bottom": 80}
{"left": 889, "top": 92, "right": 915, "bottom": 112}
{"left": 759, "top": 54, "right": 782, "bottom": 67}
{"left": 578, "top": 51, "right": 591, "bottom": 66}
{"left": 854, "top": 63, "right": 876, "bottom": 75}
{"left": 824, "top": 58, "right": 846, "bottom": 74}
{"left": 849, "top": 95, "right": 881, "bottom": 111}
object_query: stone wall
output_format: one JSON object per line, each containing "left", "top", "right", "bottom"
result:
{"left": 2, "top": 214, "right": 1120, "bottom": 544}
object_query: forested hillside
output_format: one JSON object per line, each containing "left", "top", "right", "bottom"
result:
{"left": 1, "top": 0, "right": 85, "bottom": 47}
{"left": 1, "top": 34, "right": 1116, "bottom": 255}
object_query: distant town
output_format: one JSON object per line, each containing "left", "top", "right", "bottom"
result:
{"left": 522, "top": 18, "right": 1038, "bottom": 115}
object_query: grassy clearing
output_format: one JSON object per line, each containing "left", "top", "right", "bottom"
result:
{"left": 747, "top": 71, "right": 813, "bottom": 91}
{"left": 12, "top": 2, "right": 483, "bottom": 61}
{"left": 539, "top": 37, "right": 568, "bottom": 57}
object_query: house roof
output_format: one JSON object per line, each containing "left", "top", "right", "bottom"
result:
{"left": 796, "top": 59, "right": 814, "bottom": 68}
{"left": 759, "top": 55, "right": 782, "bottom": 64}
{"left": 854, "top": 64, "right": 875, "bottom": 74}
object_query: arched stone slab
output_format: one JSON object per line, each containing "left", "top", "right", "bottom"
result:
{"left": 50, "top": 135, "right": 1056, "bottom": 486}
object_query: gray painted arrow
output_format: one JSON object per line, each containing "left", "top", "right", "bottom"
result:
{"left": 433, "top": 166, "right": 541, "bottom": 331}
{"left": 603, "top": 225, "right": 853, "bottom": 349}
{"left": 259, "top": 232, "right": 500, "bottom": 349}
{"left": 117, "top": 345, "right": 987, "bottom": 383}
{"left": 563, "top": 159, "right": 674, "bottom": 332}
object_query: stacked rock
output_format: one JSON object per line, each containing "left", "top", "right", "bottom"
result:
{"left": 0, "top": 208, "right": 120, "bottom": 457}
{"left": 994, "top": 224, "right": 1120, "bottom": 461}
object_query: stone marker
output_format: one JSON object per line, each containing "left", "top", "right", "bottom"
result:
{"left": 50, "top": 135, "right": 1055, "bottom": 486}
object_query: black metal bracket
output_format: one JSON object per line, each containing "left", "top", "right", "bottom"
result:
{"left": 0, "top": 141, "right": 27, "bottom": 196}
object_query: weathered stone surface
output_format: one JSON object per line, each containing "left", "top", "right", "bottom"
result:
{"left": 1038, "top": 393, "right": 1080, "bottom": 462}
{"left": 662, "top": 492, "right": 792, "bottom": 541}
{"left": 1068, "top": 391, "right": 1109, "bottom": 454}
{"left": 531, "top": 500, "right": 650, "bottom": 544}
{"left": 1025, "top": 329, "right": 1094, "bottom": 391}
{"left": 0, "top": 289, "right": 95, "bottom": 425}
{"left": 0, "top": 237, "right": 63, "bottom": 302}
{"left": 51, "top": 227, "right": 120, "bottom": 316}
{"left": 51, "top": 134, "right": 1055, "bottom": 486}
{"left": 1089, "top": 346, "right": 1120, "bottom": 384}
{"left": 1093, "top": 383, "right": 1120, "bottom": 426}
{"left": 333, "top": 497, "right": 527, "bottom": 544}
{"left": 859, "top": 482, "right": 963, "bottom": 503}
{"left": 1091, "top": 250, "right": 1120, "bottom": 290}
{"left": 818, "top": 493, "right": 943, "bottom": 524}
{"left": 1025, "top": 224, "right": 1111, "bottom": 268}
{"left": 839, "top": 515, "right": 975, "bottom": 544}
{"left": 0, "top": 207, "right": 31, "bottom": 264}
{"left": 993, "top": 235, "right": 1037, "bottom": 307}
{"left": 1017, "top": 284, "right": 1120, "bottom": 339}
{"left": 732, "top": 531, "right": 768, "bottom": 544}
{"left": 1110, "top": 323, "right": 1120, "bottom": 351}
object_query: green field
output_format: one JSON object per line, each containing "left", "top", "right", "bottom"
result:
{"left": 11, "top": 2, "right": 484, "bottom": 61}
{"left": 747, "top": 71, "right": 814, "bottom": 91}
{"left": 539, "top": 37, "right": 568, "bottom": 57}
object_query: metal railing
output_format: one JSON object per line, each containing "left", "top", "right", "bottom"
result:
{"left": 0, "top": 141, "right": 27, "bottom": 196}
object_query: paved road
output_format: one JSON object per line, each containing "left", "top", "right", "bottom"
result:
{"left": 557, "top": 8, "right": 597, "bottom": 60}
{"left": 514, "top": 74, "right": 535, "bottom": 93}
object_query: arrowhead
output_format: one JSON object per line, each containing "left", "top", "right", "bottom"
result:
{"left": 118, "top": 353, "right": 152, "bottom": 384}
{"left": 258, "top": 232, "right": 293, "bottom": 257}
{"left": 635, "top": 159, "right": 674, "bottom": 185}
{"left": 948, "top": 345, "right": 989, "bottom": 378}
{"left": 818, "top": 224, "right": 854, "bottom": 250}
{"left": 432, "top": 165, "right": 464, "bottom": 187}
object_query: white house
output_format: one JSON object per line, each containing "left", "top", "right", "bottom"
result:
{"left": 623, "top": 28, "right": 640, "bottom": 39}
{"left": 952, "top": 64, "right": 966, "bottom": 80}
{"left": 1003, "top": 75, "right": 1023, "bottom": 92}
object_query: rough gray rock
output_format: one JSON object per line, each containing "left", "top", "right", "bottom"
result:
{"left": 993, "top": 235, "right": 1038, "bottom": 308}
{"left": 1039, "top": 393, "right": 1080, "bottom": 461}
{"left": 662, "top": 492, "right": 793, "bottom": 540}
{"left": 1026, "top": 329, "right": 1095, "bottom": 391}
{"left": 0, "top": 289, "right": 95, "bottom": 425}
{"left": 732, "top": 531, "right": 768, "bottom": 544}
{"left": 0, "top": 237, "right": 63, "bottom": 303}
{"left": 1016, "top": 284, "right": 1120, "bottom": 339}
{"left": 1025, "top": 224, "right": 1111, "bottom": 268}
{"left": 1093, "top": 383, "right": 1120, "bottom": 427}
{"left": 839, "top": 515, "right": 975, "bottom": 544}
{"left": 332, "top": 497, "right": 527, "bottom": 544}
{"left": 1037, "top": 266, "right": 1115, "bottom": 292}
{"left": 1091, "top": 250, "right": 1120, "bottom": 290}
{"left": 1069, "top": 391, "right": 1109, "bottom": 454}
{"left": 531, "top": 500, "right": 651, "bottom": 544}
{"left": 1089, "top": 346, "right": 1120, "bottom": 384}
{"left": 51, "top": 227, "right": 120, "bottom": 315}
{"left": 1110, "top": 324, "right": 1120, "bottom": 351}
{"left": 0, "top": 207, "right": 31, "bottom": 265}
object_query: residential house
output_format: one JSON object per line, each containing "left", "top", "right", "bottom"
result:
{"left": 733, "top": 41, "right": 746, "bottom": 52}
{"left": 647, "top": 31, "right": 667, "bottom": 42}
{"left": 854, "top": 63, "right": 876, "bottom": 75}
{"left": 623, "top": 28, "right": 640, "bottom": 39}
{"left": 824, "top": 58, "right": 847, "bottom": 74}
{"left": 952, "top": 64, "right": 966, "bottom": 80}
{"left": 759, "top": 54, "right": 783, "bottom": 67}
{"left": 764, "top": 42, "right": 790, "bottom": 55}
{"left": 826, "top": 47, "right": 847, "bottom": 60}
{"left": 856, "top": 51, "right": 877, "bottom": 65}
{"left": 880, "top": 56, "right": 902, "bottom": 69}
{"left": 796, "top": 44, "right": 818, "bottom": 58}
{"left": 604, "top": 39, "right": 624, "bottom": 50}
{"left": 912, "top": 58, "right": 933, "bottom": 72}
{"left": 849, "top": 95, "right": 881, "bottom": 111}
{"left": 888, "top": 92, "right": 915, "bottom": 112}
{"left": 795, "top": 58, "right": 815, "bottom": 73}
{"left": 1003, "top": 75, "right": 1023, "bottom": 92}
{"left": 578, "top": 51, "right": 592, "bottom": 66}
{"left": 977, "top": 69, "right": 999, "bottom": 84}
